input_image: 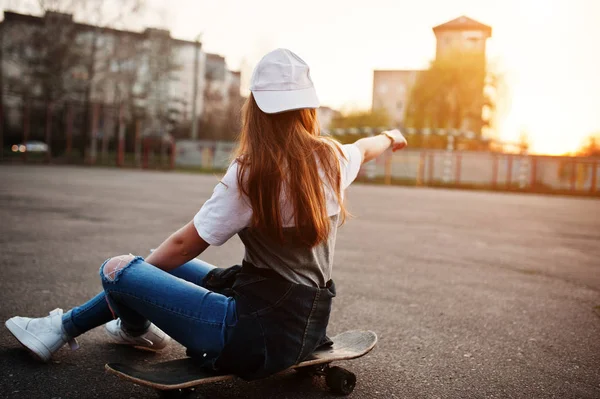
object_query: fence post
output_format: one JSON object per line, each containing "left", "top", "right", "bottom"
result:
{"left": 116, "top": 104, "right": 125, "bottom": 167}
{"left": 570, "top": 159, "right": 577, "bottom": 191}
{"left": 170, "top": 140, "right": 176, "bottom": 170}
{"left": 45, "top": 103, "right": 53, "bottom": 163}
{"left": 142, "top": 137, "right": 149, "bottom": 169}
{"left": 88, "top": 102, "right": 100, "bottom": 165}
{"left": 591, "top": 162, "right": 598, "bottom": 194}
{"left": 22, "top": 100, "right": 30, "bottom": 162}
{"left": 384, "top": 150, "right": 392, "bottom": 185}
{"left": 365, "top": 130, "right": 376, "bottom": 180}
{"left": 65, "top": 104, "right": 73, "bottom": 158}
{"left": 101, "top": 106, "right": 111, "bottom": 163}
{"left": 428, "top": 152, "right": 434, "bottom": 185}
{"left": 455, "top": 153, "right": 462, "bottom": 186}
{"left": 529, "top": 156, "right": 537, "bottom": 190}
{"left": 507, "top": 156, "right": 513, "bottom": 189}
{"left": 159, "top": 136, "right": 166, "bottom": 168}
{"left": 443, "top": 135, "right": 454, "bottom": 183}
{"left": 518, "top": 155, "right": 529, "bottom": 189}
{"left": 492, "top": 154, "right": 498, "bottom": 189}
{"left": 417, "top": 152, "right": 426, "bottom": 186}
{"left": 135, "top": 120, "right": 142, "bottom": 168}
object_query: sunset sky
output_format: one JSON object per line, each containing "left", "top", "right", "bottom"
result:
{"left": 7, "top": 0, "right": 600, "bottom": 154}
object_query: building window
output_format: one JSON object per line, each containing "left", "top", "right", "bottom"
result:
{"left": 463, "top": 31, "right": 483, "bottom": 40}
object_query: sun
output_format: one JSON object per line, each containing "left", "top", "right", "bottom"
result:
{"left": 498, "top": 81, "right": 584, "bottom": 156}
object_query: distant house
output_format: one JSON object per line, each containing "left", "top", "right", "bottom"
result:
{"left": 0, "top": 10, "right": 241, "bottom": 140}
{"left": 433, "top": 16, "right": 492, "bottom": 60}
{"left": 372, "top": 70, "right": 419, "bottom": 128}
{"left": 372, "top": 16, "right": 492, "bottom": 134}
{"left": 203, "top": 54, "right": 242, "bottom": 116}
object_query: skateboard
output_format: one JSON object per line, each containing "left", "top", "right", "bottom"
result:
{"left": 105, "top": 330, "right": 377, "bottom": 397}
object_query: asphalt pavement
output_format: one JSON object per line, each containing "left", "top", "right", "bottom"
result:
{"left": 1, "top": 164, "right": 599, "bottom": 399}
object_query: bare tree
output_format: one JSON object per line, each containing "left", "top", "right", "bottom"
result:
{"left": 1, "top": 0, "right": 145, "bottom": 159}
{"left": 136, "top": 29, "right": 183, "bottom": 134}
{"left": 92, "top": 31, "right": 145, "bottom": 158}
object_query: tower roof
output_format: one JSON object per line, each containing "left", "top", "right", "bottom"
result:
{"left": 433, "top": 16, "right": 492, "bottom": 36}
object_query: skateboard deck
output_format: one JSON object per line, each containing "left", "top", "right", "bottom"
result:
{"left": 105, "top": 330, "right": 377, "bottom": 395}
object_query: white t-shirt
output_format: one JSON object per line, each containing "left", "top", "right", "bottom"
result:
{"left": 194, "top": 143, "right": 362, "bottom": 247}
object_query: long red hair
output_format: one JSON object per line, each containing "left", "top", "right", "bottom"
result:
{"left": 234, "top": 94, "right": 347, "bottom": 247}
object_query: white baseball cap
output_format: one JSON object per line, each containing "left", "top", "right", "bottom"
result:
{"left": 249, "top": 48, "right": 320, "bottom": 114}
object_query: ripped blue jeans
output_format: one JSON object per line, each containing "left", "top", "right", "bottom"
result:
{"left": 61, "top": 256, "right": 237, "bottom": 360}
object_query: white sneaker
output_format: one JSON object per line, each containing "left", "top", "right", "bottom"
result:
{"left": 5, "top": 308, "right": 79, "bottom": 362}
{"left": 105, "top": 319, "right": 171, "bottom": 352}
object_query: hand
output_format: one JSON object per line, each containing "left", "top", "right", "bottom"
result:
{"left": 383, "top": 129, "right": 408, "bottom": 152}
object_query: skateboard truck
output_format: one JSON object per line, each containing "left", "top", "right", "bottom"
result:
{"left": 296, "top": 363, "right": 357, "bottom": 395}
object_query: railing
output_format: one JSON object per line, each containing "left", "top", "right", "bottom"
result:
{"left": 368, "top": 150, "right": 599, "bottom": 194}
{"left": 174, "top": 140, "right": 600, "bottom": 196}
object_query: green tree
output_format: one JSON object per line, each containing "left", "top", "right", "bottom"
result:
{"left": 405, "top": 50, "right": 497, "bottom": 137}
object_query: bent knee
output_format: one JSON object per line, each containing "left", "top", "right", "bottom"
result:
{"left": 103, "top": 254, "right": 136, "bottom": 281}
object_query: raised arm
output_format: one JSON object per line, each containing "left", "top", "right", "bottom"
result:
{"left": 354, "top": 129, "right": 407, "bottom": 163}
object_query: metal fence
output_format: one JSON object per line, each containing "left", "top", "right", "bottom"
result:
{"left": 372, "top": 150, "right": 599, "bottom": 193}
{"left": 175, "top": 140, "right": 600, "bottom": 195}
{"left": 1, "top": 99, "right": 176, "bottom": 169}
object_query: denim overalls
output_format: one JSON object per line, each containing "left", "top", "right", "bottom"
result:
{"left": 199, "top": 262, "right": 336, "bottom": 380}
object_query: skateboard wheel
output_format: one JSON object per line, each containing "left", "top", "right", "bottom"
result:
{"left": 325, "top": 366, "right": 356, "bottom": 395}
